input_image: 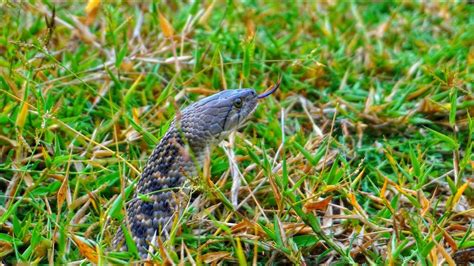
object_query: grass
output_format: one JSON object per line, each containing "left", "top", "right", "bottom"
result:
{"left": 0, "top": 1, "right": 473, "bottom": 264}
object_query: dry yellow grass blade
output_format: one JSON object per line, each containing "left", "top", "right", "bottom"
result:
{"left": 268, "top": 174, "right": 282, "bottom": 210}
{"left": 451, "top": 182, "right": 469, "bottom": 208}
{"left": 85, "top": 0, "right": 100, "bottom": 14}
{"left": 70, "top": 235, "right": 99, "bottom": 264}
{"left": 198, "top": 0, "right": 217, "bottom": 25}
{"left": 16, "top": 102, "right": 29, "bottom": 130}
{"left": 231, "top": 219, "right": 265, "bottom": 236}
{"left": 468, "top": 49, "right": 474, "bottom": 65}
{"left": 155, "top": 237, "right": 173, "bottom": 264}
{"left": 159, "top": 12, "right": 174, "bottom": 38}
{"left": 441, "top": 228, "right": 458, "bottom": 251}
{"left": 85, "top": 0, "right": 100, "bottom": 25}
{"left": 417, "top": 190, "right": 430, "bottom": 217}
{"left": 185, "top": 87, "right": 217, "bottom": 95}
{"left": 429, "top": 246, "right": 438, "bottom": 266}
{"left": 347, "top": 193, "right": 364, "bottom": 215}
{"left": 435, "top": 240, "right": 456, "bottom": 266}
{"left": 132, "top": 108, "right": 140, "bottom": 124}
{"left": 57, "top": 176, "right": 68, "bottom": 211}
{"left": 202, "top": 251, "right": 232, "bottom": 264}
{"left": 380, "top": 178, "right": 388, "bottom": 200}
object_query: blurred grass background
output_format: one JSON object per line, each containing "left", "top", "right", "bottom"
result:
{"left": 0, "top": 1, "right": 473, "bottom": 264}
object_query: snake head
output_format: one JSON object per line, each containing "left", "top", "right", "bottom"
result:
{"left": 177, "top": 81, "right": 279, "bottom": 145}
{"left": 179, "top": 89, "right": 259, "bottom": 144}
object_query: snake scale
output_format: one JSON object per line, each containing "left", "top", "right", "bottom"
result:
{"left": 112, "top": 82, "right": 280, "bottom": 258}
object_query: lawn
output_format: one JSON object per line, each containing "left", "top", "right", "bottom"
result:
{"left": 0, "top": 1, "right": 473, "bottom": 265}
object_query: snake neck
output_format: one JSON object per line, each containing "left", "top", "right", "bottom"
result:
{"left": 136, "top": 124, "right": 209, "bottom": 195}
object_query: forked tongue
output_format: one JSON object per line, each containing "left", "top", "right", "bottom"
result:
{"left": 258, "top": 78, "right": 281, "bottom": 99}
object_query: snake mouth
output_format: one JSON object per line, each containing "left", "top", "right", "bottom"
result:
{"left": 257, "top": 78, "right": 281, "bottom": 99}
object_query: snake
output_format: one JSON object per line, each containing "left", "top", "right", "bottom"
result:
{"left": 112, "top": 81, "right": 280, "bottom": 258}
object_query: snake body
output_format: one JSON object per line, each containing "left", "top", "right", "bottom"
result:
{"left": 113, "top": 84, "right": 278, "bottom": 258}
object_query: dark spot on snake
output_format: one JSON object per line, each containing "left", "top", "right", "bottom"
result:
{"left": 148, "top": 180, "right": 164, "bottom": 194}
{"left": 141, "top": 202, "right": 153, "bottom": 216}
{"left": 168, "top": 176, "right": 180, "bottom": 187}
{"left": 134, "top": 224, "right": 145, "bottom": 238}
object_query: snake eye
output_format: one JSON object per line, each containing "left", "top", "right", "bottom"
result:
{"left": 233, "top": 97, "right": 243, "bottom": 108}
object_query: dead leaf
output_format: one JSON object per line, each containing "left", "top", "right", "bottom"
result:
{"left": 283, "top": 223, "right": 313, "bottom": 235}
{"left": 435, "top": 240, "right": 456, "bottom": 266}
{"left": 418, "top": 190, "right": 430, "bottom": 217}
{"left": 442, "top": 229, "right": 457, "bottom": 251}
{"left": 303, "top": 196, "right": 333, "bottom": 213}
{"left": 407, "top": 85, "right": 430, "bottom": 100}
{"left": 57, "top": 176, "right": 68, "bottom": 211}
{"left": 231, "top": 219, "right": 253, "bottom": 232}
{"left": 201, "top": 251, "right": 231, "bottom": 264}
{"left": 419, "top": 98, "right": 447, "bottom": 114}
{"left": 70, "top": 235, "right": 99, "bottom": 263}
{"left": 92, "top": 150, "right": 114, "bottom": 158}
{"left": 120, "top": 59, "right": 134, "bottom": 72}
{"left": 446, "top": 224, "right": 468, "bottom": 232}
{"left": 268, "top": 175, "right": 281, "bottom": 210}
{"left": 347, "top": 193, "right": 363, "bottom": 214}
{"left": 33, "top": 239, "right": 52, "bottom": 260}
{"left": 0, "top": 241, "right": 13, "bottom": 257}
{"left": 23, "top": 173, "right": 34, "bottom": 187}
